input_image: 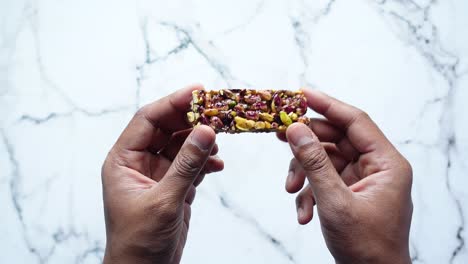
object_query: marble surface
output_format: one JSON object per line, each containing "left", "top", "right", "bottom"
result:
{"left": 1, "top": 0, "right": 468, "bottom": 263}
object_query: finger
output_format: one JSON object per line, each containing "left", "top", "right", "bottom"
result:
{"left": 211, "top": 143, "right": 219, "bottom": 156}
{"left": 150, "top": 155, "right": 172, "bottom": 181}
{"left": 282, "top": 118, "right": 360, "bottom": 161}
{"left": 293, "top": 143, "right": 353, "bottom": 184}
{"left": 279, "top": 119, "right": 343, "bottom": 144}
{"left": 159, "top": 129, "right": 192, "bottom": 159}
{"left": 309, "top": 118, "right": 343, "bottom": 142}
{"left": 160, "top": 129, "right": 219, "bottom": 161}
{"left": 311, "top": 119, "right": 358, "bottom": 160}
{"left": 276, "top": 132, "right": 288, "bottom": 142}
{"left": 285, "top": 158, "right": 306, "bottom": 193}
{"left": 194, "top": 155, "right": 224, "bottom": 187}
{"left": 116, "top": 84, "right": 203, "bottom": 152}
{"left": 204, "top": 155, "right": 225, "bottom": 173}
{"left": 185, "top": 185, "right": 197, "bottom": 205}
{"left": 322, "top": 143, "right": 349, "bottom": 173}
{"left": 286, "top": 123, "right": 350, "bottom": 205}
{"left": 158, "top": 125, "right": 216, "bottom": 202}
{"left": 291, "top": 143, "right": 355, "bottom": 186}
{"left": 296, "top": 185, "right": 315, "bottom": 225}
{"left": 335, "top": 138, "right": 359, "bottom": 162}
{"left": 302, "top": 89, "right": 393, "bottom": 154}
{"left": 340, "top": 165, "right": 361, "bottom": 186}
{"left": 150, "top": 154, "right": 223, "bottom": 183}
{"left": 193, "top": 173, "right": 206, "bottom": 187}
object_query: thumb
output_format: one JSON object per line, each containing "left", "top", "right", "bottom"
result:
{"left": 159, "top": 125, "right": 215, "bottom": 202}
{"left": 286, "top": 123, "right": 349, "bottom": 205}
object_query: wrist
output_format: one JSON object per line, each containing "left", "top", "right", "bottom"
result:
{"left": 103, "top": 245, "right": 152, "bottom": 264}
{"left": 334, "top": 246, "right": 411, "bottom": 264}
{"left": 104, "top": 243, "right": 173, "bottom": 264}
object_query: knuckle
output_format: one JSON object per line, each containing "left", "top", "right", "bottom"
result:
{"left": 354, "top": 109, "right": 371, "bottom": 123}
{"left": 135, "top": 105, "right": 149, "bottom": 119}
{"left": 298, "top": 144, "right": 329, "bottom": 172}
{"left": 101, "top": 149, "right": 126, "bottom": 176}
{"left": 346, "top": 109, "right": 370, "bottom": 129}
{"left": 402, "top": 158, "right": 413, "bottom": 175}
{"left": 174, "top": 151, "right": 202, "bottom": 178}
{"left": 400, "top": 157, "right": 413, "bottom": 182}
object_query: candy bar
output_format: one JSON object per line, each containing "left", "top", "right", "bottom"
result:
{"left": 187, "top": 89, "right": 310, "bottom": 133}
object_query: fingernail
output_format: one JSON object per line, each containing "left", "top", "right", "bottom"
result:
{"left": 288, "top": 124, "right": 314, "bottom": 147}
{"left": 191, "top": 127, "right": 213, "bottom": 151}
{"left": 297, "top": 206, "right": 304, "bottom": 220}
{"left": 212, "top": 155, "right": 222, "bottom": 161}
{"left": 287, "top": 170, "right": 295, "bottom": 184}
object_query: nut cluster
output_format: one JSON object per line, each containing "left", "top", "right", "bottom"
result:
{"left": 187, "top": 89, "right": 310, "bottom": 133}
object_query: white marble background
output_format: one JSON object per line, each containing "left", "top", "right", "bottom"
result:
{"left": 1, "top": 0, "right": 468, "bottom": 263}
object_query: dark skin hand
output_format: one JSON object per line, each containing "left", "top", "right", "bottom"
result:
{"left": 278, "top": 89, "right": 413, "bottom": 264}
{"left": 101, "top": 84, "right": 224, "bottom": 264}
{"left": 101, "top": 85, "right": 412, "bottom": 264}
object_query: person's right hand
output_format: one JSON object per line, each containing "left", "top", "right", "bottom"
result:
{"left": 280, "top": 89, "right": 413, "bottom": 264}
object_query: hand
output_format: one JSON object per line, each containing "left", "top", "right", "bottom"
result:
{"left": 101, "top": 85, "right": 224, "bottom": 264}
{"left": 279, "top": 89, "right": 413, "bottom": 264}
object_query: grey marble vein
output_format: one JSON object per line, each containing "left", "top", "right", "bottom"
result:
{"left": 288, "top": 0, "right": 339, "bottom": 88}
{"left": 17, "top": 105, "right": 133, "bottom": 125}
{"left": 1, "top": 129, "right": 50, "bottom": 263}
{"left": 411, "top": 240, "right": 424, "bottom": 263}
{"left": 313, "top": 0, "right": 337, "bottom": 23}
{"left": 444, "top": 135, "right": 465, "bottom": 264}
{"left": 0, "top": 2, "right": 31, "bottom": 100}
{"left": 74, "top": 243, "right": 105, "bottom": 264}
{"left": 2, "top": 1, "right": 467, "bottom": 263}
{"left": 135, "top": 19, "right": 242, "bottom": 92}
{"left": 290, "top": 18, "right": 313, "bottom": 88}
{"left": 159, "top": 21, "right": 237, "bottom": 87}
{"left": 1, "top": 129, "right": 105, "bottom": 263}
{"left": 135, "top": 18, "right": 192, "bottom": 108}
{"left": 27, "top": 3, "right": 83, "bottom": 110}
{"left": 370, "top": 1, "right": 467, "bottom": 261}
{"left": 218, "top": 194, "right": 296, "bottom": 263}
{"left": 221, "top": 0, "right": 265, "bottom": 36}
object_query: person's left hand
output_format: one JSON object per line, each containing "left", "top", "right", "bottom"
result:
{"left": 101, "top": 84, "right": 224, "bottom": 264}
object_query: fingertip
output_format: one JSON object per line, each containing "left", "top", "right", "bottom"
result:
{"left": 286, "top": 122, "right": 310, "bottom": 134}
{"left": 197, "top": 124, "right": 216, "bottom": 137}
{"left": 285, "top": 171, "right": 293, "bottom": 193}
{"left": 180, "top": 83, "right": 205, "bottom": 96}
{"left": 171, "top": 84, "right": 205, "bottom": 109}
{"left": 187, "top": 83, "right": 205, "bottom": 91}
{"left": 296, "top": 189, "right": 314, "bottom": 225}
{"left": 285, "top": 181, "right": 295, "bottom": 194}
{"left": 208, "top": 155, "right": 224, "bottom": 172}
{"left": 191, "top": 125, "right": 216, "bottom": 151}
{"left": 297, "top": 204, "right": 313, "bottom": 225}
{"left": 301, "top": 87, "right": 324, "bottom": 98}
{"left": 286, "top": 181, "right": 302, "bottom": 194}
{"left": 215, "top": 158, "right": 224, "bottom": 171}
{"left": 297, "top": 207, "right": 305, "bottom": 224}
{"left": 211, "top": 143, "right": 219, "bottom": 156}
{"left": 276, "top": 132, "right": 288, "bottom": 142}
{"left": 285, "top": 171, "right": 301, "bottom": 194}
{"left": 286, "top": 123, "right": 316, "bottom": 148}
{"left": 298, "top": 213, "right": 312, "bottom": 225}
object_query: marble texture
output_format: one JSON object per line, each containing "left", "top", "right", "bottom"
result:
{"left": 1, "top": 0, "right": 468, "bottom": 263}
